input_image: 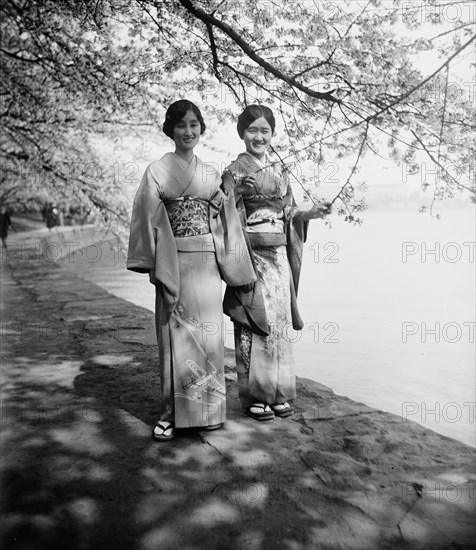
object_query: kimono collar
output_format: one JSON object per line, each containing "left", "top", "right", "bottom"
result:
{"left": 158, "top": 152, "right": 217, "bottom": 200}
{"left": 235, "top": 152, "right": 272, "bottom": 171}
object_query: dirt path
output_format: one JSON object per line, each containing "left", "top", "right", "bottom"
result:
{"left": 1, "top": 227, "right": 475, "bottom": 550}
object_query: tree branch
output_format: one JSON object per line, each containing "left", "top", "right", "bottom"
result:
{"left": 205, "top": 22, "right": 220, "bottom": 80}
{"left": 411, "top": 130, "right": 475, "bottom": 195}
{"left": 177, "top": 0, "right": 341, "bottom": 103}
{"left": 330, "top": 122, "right": 369, "bottom": 206}
{"left": 367, "top": 32, "right": 476, "bottom": 121}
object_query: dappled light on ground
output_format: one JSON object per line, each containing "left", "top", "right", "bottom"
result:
{"left": 1, "top": 229, "right": 475, "bottom": 549}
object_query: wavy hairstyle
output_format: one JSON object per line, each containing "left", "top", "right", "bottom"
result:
{"left": 162, "top": 99, "right": 206, "bottom": 138}
{"left": 236, "top": 104, "right": 276, "bottom": 138}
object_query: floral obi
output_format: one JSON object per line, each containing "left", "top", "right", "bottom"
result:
{"left": 164, "top": 197, "right": 210, "bottom": 237}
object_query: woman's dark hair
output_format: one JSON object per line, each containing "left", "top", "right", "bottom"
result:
{"left": 237, "top": 104, "right": 275, "bottom": 138}
{"left": 162, "top": 100, "right": 206, "bottom": 138}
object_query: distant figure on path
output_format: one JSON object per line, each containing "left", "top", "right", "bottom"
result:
{"left": 223, "top": 105, "right": 332, "bottom": 421}
{"left": 127, "top": 100, "right": 255, "bottom": 441}
{"left": 0, "top": 206, "right": 12, "bottom": 249}
{"left": 45, "top": 203, "right": 59, "bottom": 230}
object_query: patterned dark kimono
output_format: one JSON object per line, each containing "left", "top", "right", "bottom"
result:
{"left": 127, "top": 152, "right": 256, "bottom": 428}
{"left": 223, "top": 152, "right": 308, "bottom": 408}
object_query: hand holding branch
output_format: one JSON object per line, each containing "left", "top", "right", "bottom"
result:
{"left": 233, "top": 174, "right": 256, "bottom": 194}
{"left": 302, "top": 201, "right": 332, "bottom": 221}
{"left": 222, "top": 171, "right": 256, "bottom": 195}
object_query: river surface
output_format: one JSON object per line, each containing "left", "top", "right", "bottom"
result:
{"left": 61, "top": 205, "right": 476, "bottom": 447}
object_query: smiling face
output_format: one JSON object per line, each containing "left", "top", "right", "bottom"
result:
{"left": 243, "top": 116, "right": 273, "bottom": 160}
{"left": 172, "top": 110, "right": 200, "bottom": 154}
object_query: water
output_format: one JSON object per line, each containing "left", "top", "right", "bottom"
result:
{"left": 297, "top": 206, "right": 475, "bottom": 447}
{"left": 62, "top": 205, "right": 476, "bottom": 447}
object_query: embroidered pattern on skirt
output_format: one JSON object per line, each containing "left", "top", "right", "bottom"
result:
{"left": 254, "top": 246, "right": 291, "bottom": 358}
{"left": 239, "top": 326, "right": 252, "bottom": 374}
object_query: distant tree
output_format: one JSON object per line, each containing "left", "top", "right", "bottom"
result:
{"left": 1, "top": 0, "right": 474, "bottom": 227}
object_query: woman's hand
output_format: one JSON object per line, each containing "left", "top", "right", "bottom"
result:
{"left": 234, "top": 174, "right": 256, "bottom": 194}
{"left": 222, "top": 172, "right": 255, "bottom": 195}
{"left": 303, "top": 201, "right": 332, "bottom": 220}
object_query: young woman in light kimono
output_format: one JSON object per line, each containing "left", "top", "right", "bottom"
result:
{"left": 127, "top": 100, "right": 255, "bottom": 441}
{"left": 223, "top": 105, "right": 331, "bottom": 421}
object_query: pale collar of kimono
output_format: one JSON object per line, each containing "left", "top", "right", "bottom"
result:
{"left": 170, "top": 152, "right": 199, "bottom": 192}
{"left": 171, "top": 152, "right": 198, "bottom": 173}
{"left": 159, "top": 152, "right": 217, "bottom": 200}
{"left": 235, "top": 151, "right": 271, "bottom": 171}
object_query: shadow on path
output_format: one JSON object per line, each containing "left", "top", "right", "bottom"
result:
{"left": 1, "top": 231, "right": 475, "bottom": 550}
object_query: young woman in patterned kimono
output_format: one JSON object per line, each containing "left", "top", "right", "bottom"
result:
{"left": 223, "top": 105, "right": 332, "bottom": 421}
{"left": 127, "top": 100, "right": 256, "bottom": 441}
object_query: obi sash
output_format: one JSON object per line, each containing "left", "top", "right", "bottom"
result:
{"left": 164, "top": 197, "right": 210, "bottom": 237}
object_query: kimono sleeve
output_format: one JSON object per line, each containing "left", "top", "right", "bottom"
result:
{"left": 126, "top": 165, "right": 161, "bottom": 272}
{"left": 209, "top": 181, "right": 257, "bottom": 287}
{"left": 284, "top": 181, "right": 308, "bottom": 295}
{"left": 126, "top": 164, "right": 180, "bottom": 312}
{"left": 223, "top": 160, "right": 248, "bottom": 226}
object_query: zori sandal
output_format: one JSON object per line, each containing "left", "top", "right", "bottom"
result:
{"left": 271, "top": 402, "right": 294, "bottom": 418}
{"left": 152, "top": 420, "right": 174, "bottom": 441}
{"left": 246, "top": 403, "right": 275, "bottom": 421}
